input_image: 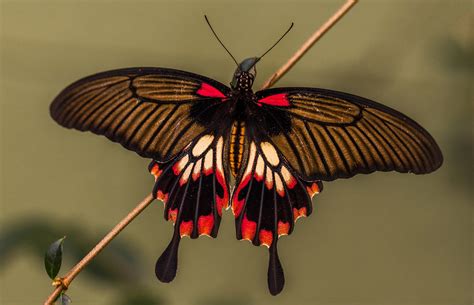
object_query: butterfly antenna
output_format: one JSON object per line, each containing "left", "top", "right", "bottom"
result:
{"left": 204, "top": 15, "right": 239, "bottom": 66}
{"left": 258, "top": 22, "right": 294, "bottom": 61}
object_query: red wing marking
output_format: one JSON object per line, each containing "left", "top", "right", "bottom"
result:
{"left": 232, "top": 174, "right": 250, "bottom": 218}
{"left": 306, "top": 182, "right": 322, "bottom": 198}
{"left": 215, "top": 138, "right": 229, "bottom": 215}
{"left": 180, "top": 221, "right": 193, "bottom": 237}
{"left": 150, "top": 163, "right": 162, "bottom": 179}
{"left": 281, "top": 166, "right": 297, "bottom": 189}
{"left": 293, "top": 207, "right": 307, "bottom": 221}
{"left": 198, "top": 214, "right": 214, "bottom": 236}
{"left": 259, "top": 229, "right": 273, "bottom": 247}
{"left": 215, "top": 171, "right": 227, "bottom": 216}
{"left": 258, "top": 93, "right": 290, "bottom": 107}
{"left": 157, "top": 190, "right": 169, "bottom": 204}
{"left": 196, "top": 83, "right": 226, "bottom": 99}
{"left": 277, "top": 221, "right": 290, "bottom": 236}
{"left": 168, "top": 208, "right": 177, "bottom": 223}
{"left": 241, "top": 214, "right": 257, "bottom": 241}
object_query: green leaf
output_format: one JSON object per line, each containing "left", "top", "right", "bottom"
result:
{"left": 1, "top": 218, "right": 143, "bottom": 283}
{"left": 44, "top": 236, "right": 66, "bottom": 279}
{"left": 58, "top": 293, "right": 72, "bottom": 305}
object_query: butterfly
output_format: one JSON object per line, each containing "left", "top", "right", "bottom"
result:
{"left": 49, "top": 23, "right": 443, "bottom": 296}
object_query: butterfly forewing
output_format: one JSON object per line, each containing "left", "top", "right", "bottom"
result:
{"left": 255, "top": 87, "right": 443, "bottom": 181}
{"left": 50, "top": 67, "right": 231, "bottom": 162}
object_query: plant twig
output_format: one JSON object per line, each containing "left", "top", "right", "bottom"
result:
{"left": 261, "top": 0, "right": 358, "bottom": 90}
{"left": 44, "top": 2, "right": 357, "bottom": 303}
{"left": 44, "top": 194, "right": 155, "bottom": 305}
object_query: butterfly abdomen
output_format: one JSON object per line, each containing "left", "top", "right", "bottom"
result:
{"left": 229, "top": 121, "right": 246, "bottom": 177}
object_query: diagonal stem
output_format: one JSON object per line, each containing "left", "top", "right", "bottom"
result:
{"left": 44, "top": 194, "right": 155, "bottom": 305}
{"left": 261, "top": 0, "right": 358, "bottom": 90}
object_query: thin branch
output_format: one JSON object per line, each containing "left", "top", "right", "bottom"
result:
{"left": 44, "top": 2, "right": 357, "bottom": 303}
{"left": 261, "top": 0, "right": 358, "bottom": 90}
{"left": 44, "top": 194, "right": 155, "bottom": 305}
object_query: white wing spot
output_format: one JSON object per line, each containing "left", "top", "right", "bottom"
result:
{"left": 260, "top": 142, "right": 279, "bottom": 166}
{"left": 265, "top": 166, "right": 273, "bottom": 188}
{"left": 176, "top": 154, "right": 189, "bottom": 172}
{"left": 193, "top": 159, "right": 202, "bottom": 177}
{"left": 281, "top": 166, "right": 292, "bottom": 183}
{"left": 275, "top": 174, "right": 284, "bottom": 193}
{"left": 216, "top": 137, "right": 224, "bottom": 172}
{"left": 244, "top": 142, "right": 257, "bottom": 176}
{"left": 204, "top": 149, "right": 213, "bottom": 171}
{"left": 192, "top": 135, "right": 214, "bottom": 157}
{"left": 255, "top": 155, "right": 265, "bottom": 177}
{"left": 181, "top": 163, "right": 193, "bottom": 183}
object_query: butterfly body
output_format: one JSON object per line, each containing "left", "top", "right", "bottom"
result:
{"left": 50, "top": 58, "right": 442, "bottom": 295}
{"left": 228, "top": 120, "right": 246, "bottom": 177}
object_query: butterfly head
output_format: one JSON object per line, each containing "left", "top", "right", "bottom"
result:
{"left": 204, "top": 16, "right": 293, "bottom": 93}
{"left": 231, "top": 57, "right": 259, "bottom": 91}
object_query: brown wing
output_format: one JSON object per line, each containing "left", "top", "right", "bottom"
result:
{"left": 255, "top": 87, "right": 443, "bottom": 181}
{"left": 50, "top": 67, "right": 231, "bottom": 162}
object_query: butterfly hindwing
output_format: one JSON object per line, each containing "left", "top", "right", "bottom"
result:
{"left": 50, "top": 67, "right": 231, "bottom": 162}
{"left": 232, "top": 137, "right": 323, "bottom": 295}
{"left": 255, "top": 87, "right": 443, "bottom": 181}
{"left": 149, "top": 133, "right": 230, "bottom": 282}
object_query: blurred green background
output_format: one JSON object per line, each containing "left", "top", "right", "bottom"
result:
{"left": 1, "top": 0, "right": 472, "bottom": 304}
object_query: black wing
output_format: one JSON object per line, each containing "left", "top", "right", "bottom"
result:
{"left": 254, "top": 87, "right": 443, "bottom": 181}
{"left": 50, "top": 67, "right": 231, "bottom": 162}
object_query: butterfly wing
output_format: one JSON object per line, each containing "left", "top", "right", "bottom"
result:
{"left": 231, "top": 127, "right": 323, "bottom": 295}
{"left": 149, "top": 132, "right": 230, "bottom": 282}
{"left": 232, "top": 87, "right": 443, "bottom": 295}
{"left": 50, "top": 67, "right": 233, "bottom": 283}
{"left": 50, "top": 67, "right": 231, "bottom": 162}
{"left": 254, "top": 87, "right": 443, "bottom": 181}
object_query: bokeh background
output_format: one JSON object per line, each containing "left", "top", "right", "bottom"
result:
{"left": 1, "top": 0, "right": 472, "bottom": 304}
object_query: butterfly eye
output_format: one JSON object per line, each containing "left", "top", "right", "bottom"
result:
{"left": 231, "top": 71, "right": 242, "bottom": 88}
{"left": 249, "top": 65, "right": 257, "bottom": 79}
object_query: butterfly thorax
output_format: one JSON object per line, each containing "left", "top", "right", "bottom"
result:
{"left": 234, "top": 72, "right": 254, "bottom": 92}
{"left": 229, "top": 70, "right": 259, "bottom": 114}
{"left": 231, "top": 57, "right": 257, "bottom": 91}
